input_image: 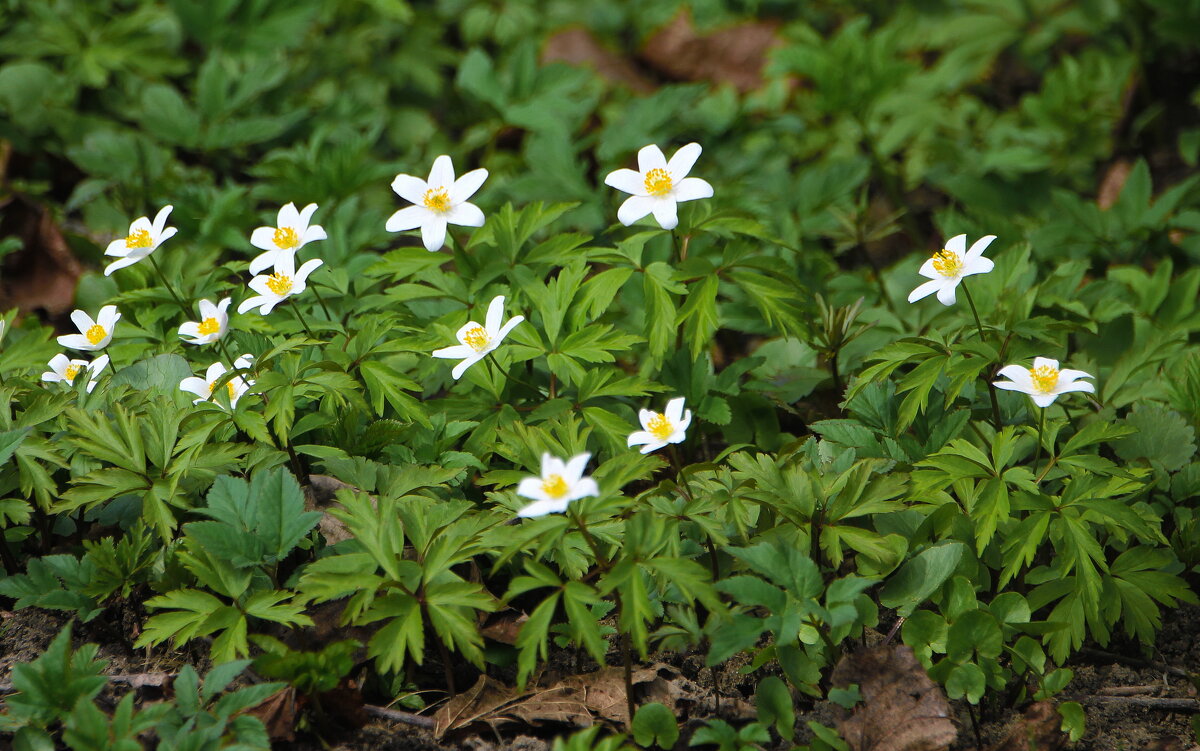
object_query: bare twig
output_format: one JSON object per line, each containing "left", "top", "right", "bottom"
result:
{"left": 363, "top": 703, "right": 436, "bottom": 729}
{"left": 1078, "top": 647, "right": 1192, "bottom": 678}
{"left": 1073, "top": 695, "right": 1199, "bottom": 712}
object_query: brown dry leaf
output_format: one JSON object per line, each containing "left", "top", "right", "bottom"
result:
{"left": 830, "top": 646, "right": 957, "bottom": 751}
{"left": 304, "top": 474, "right": 370, "bottom": 545}
{"left": 480, "top": 608, "right": 529, "bottom": 646}
{"left": 1097, "top": 159, "right": 1132, "bottom": 210}
{"left": 0, "top": 197, "right": 84, "bottom": 316}
{"left": 641, "top": 9, "right": 780, "bottom": 93}
{"left": 634, "top": 664, "right": 756, "bottom": 721}
{"left": 543, "top": 28, "right": 654, "bottom": 93}
{"left": 246, "top": 687, "right": 299, "bottom": 742}
{"left": 984, "top": 702, "right": 1066, "bottom": 751}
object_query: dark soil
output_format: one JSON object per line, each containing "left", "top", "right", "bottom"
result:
{"left": 1, "top": 604, "right": 1198, "bottom": 749}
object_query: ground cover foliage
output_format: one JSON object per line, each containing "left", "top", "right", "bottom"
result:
{"left": 1, "top": 0, "right": 1200, "bottom": 748}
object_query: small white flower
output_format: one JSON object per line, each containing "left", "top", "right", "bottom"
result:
{"left": 431, "top": 295, "right": 524, "bottom": 380}
{"left": 103, "top": 206, "right": 177, "bottom": 276}
{"left": 178, "top": 298, "right": 232, "bottom": 345}
{"left": 0, "top": 320, "right": 6, "bottom": 342}
{"left": 515, "top": 452, "right": 600, "bottom": 518}
{"left": 237, "top": 252, "right": 324, "bottom": 316}
{"left": 179, "top": 362, "right": 250, "bottom": 408}
{"left": 57, "top": 306, "right": 120, "bottom": 351}
{"left": 386, "top": 155, "right": 488, "bottom": 252}
{"left": 41, "top": 353, "right": 109, "bottom": 393}
{"left": 604, "top": 143, "right": 714, "bottom": 230}
{"left": 248, "top": 203, "right": 327, "bottom": 274}
{"left": 627, "top": 397, "right": 692, "bottom": 454}
{"left": 993, "top": 357, "right": 1095, "bottom": 408}
{"left": 907, "top": 234, "right": 996, "bottom": 306}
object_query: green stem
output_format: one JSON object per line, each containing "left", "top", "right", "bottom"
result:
{"left": 215, "top": 337, "right": 237, "bottom": 369}
{"left": 1033, "top": 406, "right": 1046, "bottom": 470}
{"left": 961, "top": 280, "right": 1003, "bottom": 430}
{"left": 569, "top": 505, "right": 609, "bottom": 570}
{"left": 487, "top": 352, "right": 540, "bottom": 395}
{"left": 290, "top": 299, "right": 316, "bottom": 339}
{"left": 146, "top": 253, "right": 189, "bottom": 314}
{"left": 309, "top": 283, "right": 336, "bottom": 325}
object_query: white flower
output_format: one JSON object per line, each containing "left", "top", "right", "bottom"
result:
{"left": 627, "top": 397, "right": 692, "bottom": 454}
{"left": 604, "top": 143, "right": 714, "bottom": 231}
{"left": 237, "top": 252, "right": 324, "bottom": 316}
{"left": 907, "top": 234, "right": 996, "bottom": 306}
{"left": 179, "top": 362, "right": 250, "bottom": 408}
{"left": 431, "top": 295, "right": 524, "bottom": 380}
{"left": 515, "top": 452, "right": 600, "bottom": 518}
{"left": 103, "top": 206, "right": 177, "bottom": 276}
{"left": 248, "top": 203, "right": 328, "bottom": 275}
{"left": 41, "top": 353, "right": 109, "bottom": 393}
{"left": 178, "top": 298, "right": 232, "bottom": 345}
{"left": 57, "top": 306, "right": 120, "bottom": 351}
{"left": 993, "top": 357, "right": 1095, "bottom": 408}
{"left": 386, "top": 155, "right": 488, "bottom": 252}
{"left": 0, "top": 320, "right": 6, "bottom": 342}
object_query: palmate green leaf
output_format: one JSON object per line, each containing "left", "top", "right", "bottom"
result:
{"left": 4, "top": 623, "right": 107, "bottom": 726}
{"left": 878, "top": 541, "right": 965, "bottom": 616}
{"left": 0, "top": 425, "right": 30, "bottom": 466}
{"left": 135, "top": 588, "right": 231, "bottom": 651}
{"left": 515, "top": 590, "right": 561, "bottom": 689}
{"left": 0, "top": 554, "right": 102, "bottom": 621}
{"left": 359, "top": 360, "right": 431, "bottom": 426}
{"left": 364, "top": 592, "right": 424, "bottom": 673}
{"left": 677, "top": 274, "right": 720, "bottom": 358}
{"left": 643, "top": 263, "right": 680, "bottom": 363}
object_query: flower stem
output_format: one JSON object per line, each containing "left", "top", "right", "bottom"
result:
{"left": 147, "top": 253, "right": 190, "bottom": 314}
{"left": 309, "top": 283, "right": 336, "bottom": 324}
{"left": 290, "top": 298, "right": 316, "bottom": 339}
{"left": 487, "top": 352, "right": 540, "bottom": 395}
{"left": 1033, "top": 405, "right": 1046, "bottom": 470}
{"left": 961, "top": 280, "right": 1003, "bottom": 429}
{"left": 215, "top": 337, "right": 237, "bottom": 369}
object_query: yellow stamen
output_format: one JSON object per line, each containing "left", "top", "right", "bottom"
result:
{"left": 423, "top": 187, "right": 451, "bottom": 212}
{"left": 462, "top": 325, "right": 490, "bottom": 352}
{"left": 265, "top": 273, "right": 293, "bottom": 297}
{"left": 930, "top": 249, "right": 963, "bottom": 278}
{"left": 64, "top": 364, "right": 82, "bottom": 381}
{"left": 197, "top": 317, "right": 221, "bottom": 336}
{"left": 85, "top": 325, "right": 107, "bottom": 345}
{"left": 227, "top": 381, "right": 238, "bottom": 400}
{"left": 273, "top": 226, "right": 300, "bottom": 249}
{"left": 643, "top": 168, "right": 673, "bottom": 197}
{"left": 541, "top": 474, "right": 569, "bottom": 499}
{"left": 646, "top": 413, "right": 674, "bottom": 441}
{"left": 1029, "top": 364, "right": 1059, "bottom": 394}
{"left": 125, "top": 229, "right": 153, "bottom": 249}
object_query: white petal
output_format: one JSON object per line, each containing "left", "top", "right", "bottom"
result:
{"left": 665, "top": 397, "right": 686, "bottom": 423}
{"left": 237, "top": 296, "right": 269, "bottom": 314}
{"left": 89, "top": 355, "right": 109, "bottom": 375}
{"left": 604, "top": 168, "right": 646, "bottom": 195}
{"left": 57, "top": 334, "right": 95, "bottom": 351}
{"left": 627, "top": 430, "right": 654, "bottom": 447}
{"left": 386, "top": 206, "right": 429, "bottom": 232}
{"left": 1058, "top": 369, "right": 1093, "bottom": 383}
{"left": 155, "top": 227, "right": 177, "bottom": 246}
{"left": 962, "top": 256, "right": 994, "bottom": 277}
{"left": 494, "top": 315, "right": 524, "bottom": 344}
{"left": 540, "top": 454, "right": 567, "bottom": 479}
{"left": 450, "top": 168, "right": 488, "bottom": 203}
{"left": 205, "top": 362, "right": 227, "bottom": 381}
{"left": 249, "top": 250, "right": 281, "bottom": 275}
{"left": 428, "top": 155, "right": 455, "bottom": 190}
{"left": 432, "top": 344, "right": 474, "bottom": 360}
{"left": 517, "top": 498, "right": 568, "bottom": 518}
{"left": 250, "top": 227, "right": 278, "bottom": 252}
{"left": 70, "top": 310, "right": 95, "bottom": 332}
{"left": 675, "top": 409, "right": 692, "bottom": 434}
{"left": 651, "top": 199, "right": 678, "bottom": 230}
{"left": 637, "top": 144, "right": 667, "bottom": 174}
{"left": 47, "top": 353, "right": 71, "bottom": 374}
{"left": 1030, "top": 393, "right": 1058, "bottom": 408}
{"left": 215, "top": 298, "right": 232, "bottom": 316}
{"left": 1032, "top": 357, "right": 1059, "bottom": 371}
{"left": 295, "top": 258, "right": 324, "bottom": 284}
{"left": 41, "top": 371, "right": 65, "bottom": 384}
{"left": 966, "top": 234, "right": 997, "bottom": 259}
{"left": 639, "top": 440, "right": 667, "bottom": 454}
{"left": 273, "top": 251, "right": 296, "bottom": 277}
{"left": 421, "top": 217, "right": 448, "bottom": 252}
{"left": 297, "top": 203, "right": 319, "bottom": 231}
{"left": 151, "top": 205, "right": 174, "bottom": 236}
{"left": 935, "top": 281, "right": 959, "bottom": 306}
{"left": 995, "top": 365, "right": 1034, "bottom": 391}
{"left": 943, "top": 234, "right": 966, "bottom": 255}
{"left": 617, "top": 196, "right": 656, "bottom": 226}
{"left": 672, "top": 177, "right": 713, "bottom": 202}
{"left": 567, "top": 478, "right": 600, "bottom": 501}
{"left": 916, "top": 257, "right": 939, "bottom": 279}
{"left": 104, "top": 256, "right": 140, "bottom": 276}
{"left": 446, "top": 202, "right": 485, "bottom": 228}
{"left": 246, "top": 276, "right": 276, "bottom": 297}
{"left": 516, "top": 477, "right": 548, "bottom": 501}
{"left": 178, "top": 322, "right": 201, "bottom": 339}
{"left": 303, "top": 225, "right": 327, "bottom": 244}
{"left": 907, "top": 279, "right": 942, "bottom": 303}
{"left": 563, "top": 453, "right": 591, "bottom": 484}
{"left": 391, "top": 174, "right": 429, "bottom": 205}
{"left": 485, "top": 296, "right": 505, "bottom": 334}
{"left": 104, "top": 238, "right": 129, "bottom": 257}
{"left": 179, "top": 377, "right": 209, "bottom": 397}
{"left": 1056, "top": 380, "right": 1096, "bottom": 396}
{"left": 127, "top": 216, "right": 153, "bottom": 235}
{"left": 666, "top": 143, "right": 703, "bottom": 178}
{"left": 637, "top": 409, "right": 657, "bottom": 431}
{"left": 451, "top": 353, "right": 484, "bottom": 380}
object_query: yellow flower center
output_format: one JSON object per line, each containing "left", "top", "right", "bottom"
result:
{"left": 125, "top": 229, "right": 153, "bottom": 249}
{"left": 64, "top": 364, "right": 82, "bottom": 381}
{"left": 541, "top": 474, "right": 569, "bottom": 499}
{"left": 273, "top": 226, "right": 300, "bottom": 249}
{"left": 646, "top": 412, "right": 674, "bottom": 440}
{"left": 85, "top": 325, "right": 107, "bottom": 345}
{"left": 643, "top": 168, "right": 673, "bottom": 196}
{"left": 265, "top": 273, "right": 293, "bottom": 297}
{"left": 423, "top": 187, "right": 451, "bottom": 212}
{"left": 462, "top": 325, "right": 491, "bottom": 352}
{"left": 197, "top": 317, "right": 221, "bottom": 336}
{"left": 1029, "top": 364, "right": 1059, "bottom": 394}
{"left": 930, "top": 249, "right": 963, "bottom": 278}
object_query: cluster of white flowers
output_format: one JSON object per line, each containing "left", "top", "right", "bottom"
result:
{"left": 907, "top": 233, "right": 1095, "bottom": 408}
